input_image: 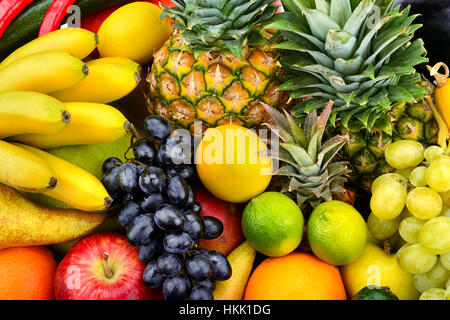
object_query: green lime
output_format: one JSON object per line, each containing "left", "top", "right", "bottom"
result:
{"left": 242, "top": 192, "right": 304, "bottom": 257}
{"left": 352, "top": 285, "right": 399, "bottom": 300}
{"left": 307, "top": 200, "right": 367, "bottom": 266}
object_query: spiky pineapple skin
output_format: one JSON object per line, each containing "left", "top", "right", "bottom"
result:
{"left": 147, "top": 32, "right": 288, "bottom": 133}
{"left": 340, "top": 100, "right": 439, "bottom": 191}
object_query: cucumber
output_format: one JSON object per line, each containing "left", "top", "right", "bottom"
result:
{"left": 0, "top": 0, "right": 130, "bottom": 60}
{"left": 352, "top": 285, "right": 399, "bottom": 300}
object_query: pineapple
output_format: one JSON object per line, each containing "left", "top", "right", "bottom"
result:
{"left": 268, "top": 0, "right": 438, "bottom": 189}
{"left": 263, "top": 100, "right": 352, "bottom": 209}
{"left": 147, "top": 0, "right": 288, "bottom": 133}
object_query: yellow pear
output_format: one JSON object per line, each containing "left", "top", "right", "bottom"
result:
{"left": 213, "top": 241, "right": 257, "bottom": 300}
{"left": 0, "top": 183, "right": 107, "bottom": 250}
{"left": 340, "top": 242, "right": 419, "bottom": 300}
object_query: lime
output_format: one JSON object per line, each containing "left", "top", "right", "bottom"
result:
{"left": 242, "top": 192, "right": 304, "bottom": 257}
{"left": 307, "top": 200, "right": 367, "bottom": 266}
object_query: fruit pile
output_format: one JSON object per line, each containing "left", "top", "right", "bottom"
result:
{"left": 0, "top": 0, "right": 449, "bottom": 303}
{"left": 368, "top": 141, "right": 450, "bottom": 300}
{"left": 101, "top": 116, "right": 233, "bottom": 300}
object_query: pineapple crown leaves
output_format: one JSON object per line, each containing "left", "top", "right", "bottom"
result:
{"left": 265, "top": 0, "right": 428, "bottom": 132}
{"left": 262, "top": 100, "right": 351, "bottom": 209}
{"left": 161, "top": 0, "right": 279, "bottom": 58}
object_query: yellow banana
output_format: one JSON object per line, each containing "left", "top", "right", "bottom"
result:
{"left": 11, "top": 102, "right": 131, "bottom": 148}
{"left": 0, "top": 91, "right": 71, "bottom": 138}
{"left": 0, "top": 140, "right": 57, "bottom": 192}
{"left": 0, "top": 29, "right": 98, "bottom": 70}
{"left": 51, "top": 57, "right": 141, "bottom": 103}
{"left": 0, "top": 51, "right": 88, "bottom": 94}
{"left": 14, "top": 143, "right": 113, "bottom": 212}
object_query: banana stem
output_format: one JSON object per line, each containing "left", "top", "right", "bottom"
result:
{"left": 425, "top": 95, "right": 449, "bottom": 151}
{"left": 427, "top": 62, "right": 449, "bottom": 88}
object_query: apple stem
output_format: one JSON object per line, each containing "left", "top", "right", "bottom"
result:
{"left": 103, "top": 252, "right": 114, "bottom": 279}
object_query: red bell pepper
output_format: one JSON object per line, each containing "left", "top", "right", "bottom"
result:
{"left": 81, "top": 5, "right": 122, "bottom": 34}
{"left": 38, "top": 0, "right": 77, "bottom": 37}
{"left": 0, "top": 0, "right": 35, "bottom": 39}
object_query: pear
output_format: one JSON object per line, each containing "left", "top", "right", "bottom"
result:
{"left": 213, "top": 241, "right": 257, "bottom": 300}
{"left": 0, "top": 183, "right": 107, "bottom": 250}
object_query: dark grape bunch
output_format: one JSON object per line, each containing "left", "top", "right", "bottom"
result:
{"left": 101, "top": 115, "right": 231, "bottom": 300}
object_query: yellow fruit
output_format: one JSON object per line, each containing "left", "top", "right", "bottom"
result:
{"left": 195, "top": 124, "right": 272, "bottom": 203}
{"left": 370, "top": 180, "right": 407, "bottom": 220}
{"left": 341, "top": 243, "right": 419, "bottom": 300}
{"left": 0, "top": 51, "right": 87, "bottom": 94}
{"left": 97, "top": 2, "right": 171, "bottom": 65}
{"left": 429, "top": 62, "right": 450, "bottom": 130}
{"left": 307, "top": 200, "right": 367, "bottom": 266}
{"left": 0, "top": 140, "right": 56, "bottom": 193}
{"left": 51, "top": 57, "right": 141, "bottom": 103}
{"left": 213, "top": 241, "right": 257, "bottom": 300}
{"left": 426, "top": 156, "right": 450, "bottom": 193}
{"left": 0, "top": 29, "right": 97, "bottom": 70}
{"left": 0, "top": 91, "right": 70, "bottom": 138}
{"left": 11, "top": 102, "right": 130, "bottom": 148}
{"left": 0, "top": 183, "right": 107, "bottom": 251}
{"left": 15, "top": 144, "right": 112, "bottom": 212}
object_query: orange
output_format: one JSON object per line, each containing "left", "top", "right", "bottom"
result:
{"left": 244, "top": 252, "right": 347, "bottom": 300}
{"left": 0, "top": 246, "right": 57, "bottom": 300}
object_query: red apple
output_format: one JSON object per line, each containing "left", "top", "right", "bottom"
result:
{"left": 195, "top": 184, "right": 245, "bottom": 256}
{"left": 54, "top": 232, "right": 162, "bottom": 300}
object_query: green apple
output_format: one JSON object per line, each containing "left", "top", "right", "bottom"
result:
{"left": 340, "top": 242, "right": 419, "bottom": 300}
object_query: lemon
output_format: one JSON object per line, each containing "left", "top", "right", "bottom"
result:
{"left": 195, "top": 125, "right": 272, "bottom": 203}
{"left": 307, "top": 200, "right": 367, "bottom": 266}
{"left": 242, "top": 192, "right": 304, "bottom": 257}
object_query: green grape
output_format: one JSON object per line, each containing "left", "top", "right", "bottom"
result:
{"left": 419, "top": 217, "right": 450, "bottom": 254}
{"left": 440, "top": 207, "right": 450, "bottom": 217}
{"left": 397, "top": 243, "right": 437, "bottom": 274}
{"left": 414, "top": 274, "right": 445, "bottom": 293}
{"left": 414, "top": 261, "right": 450, "bottom": 293}
{"left": 424, "top": 146, "right": 445, "bottom": 162}
{"left": 399, "top": 216, "right": 425, "bottom": 244}
{"left": 406, "top": 187, "right": 443, "bottom": 220}
{"left": 367, "top": 213, "right": 401, "bottom": 241}
{"left": 419, "top": 288, "right": 446, "bottom": 300}
{"left": 440, "top": 190, "right": 450, "bottom": 207}
{"left": 440, "top": 251, "right": 450, "bottom": 270}
{"left": 426, "top": 156, "right": 450, "bottom": 193}
{"left": 446, "top": 287, "right": 450, "bottom": 300}
{"left": 385, "top": 140, "right": 424, "bottom": 170}
{"left": 370, "top": 180, "right": 407, "bottom": 220}
{"left": 371, "top": 173, "right": 407, "bottom": 194}
{"left": 446, "top": 278, "right": 450, "bottom": 289}
{"left": 395, "top": 167, "right": 415, "bottom": 180}
{"left": 426, "top": 261, "right": 450, "bottom": 283}
{"left": 410, "top": 166, "right": 428, "bottom": 188}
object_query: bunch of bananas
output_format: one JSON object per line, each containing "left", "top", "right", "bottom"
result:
{"left": 0, "top": 28, "right": 142, "bottom": 212}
